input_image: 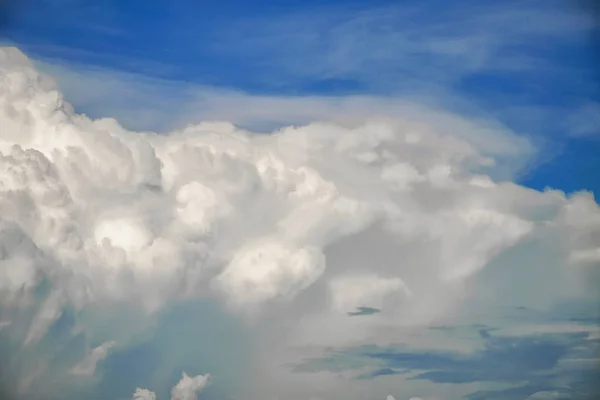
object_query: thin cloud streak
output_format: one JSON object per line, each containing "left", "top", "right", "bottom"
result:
{"left": 212, "top": 1, "right": 596, "bottom": 89}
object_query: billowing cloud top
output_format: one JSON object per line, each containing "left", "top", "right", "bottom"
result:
{"left": 0, "top": 46, "right": 599, "bottom": 400}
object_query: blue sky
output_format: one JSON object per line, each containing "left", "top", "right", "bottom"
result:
{"left": 3, "top": 0, "right": 600, "bottom": 195}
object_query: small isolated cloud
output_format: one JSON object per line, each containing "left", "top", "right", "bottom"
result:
{"left": 70, "top": 341, "right": 116, "bottom": 377}
{"left": 132, "top": 372, "right": 209, "bottom": 400}
{"left": 170, "top": 372, "right": 210, "bottom": 400}
{"left": 132, "top": 388, "right": 157, "bottom": 400}
{"left": 348, "top": 307, "right": 381, "bottom": 317}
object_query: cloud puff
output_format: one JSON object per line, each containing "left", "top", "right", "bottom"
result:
{"left": 170, "top": 372, "right": 210, "bottom": 400}
{"left": 131, "top": 372, "right": 209, "bottom": 400}
{"left": 1, "top": 45, "right": 599, "bottom": 399}
{"left": 132, "top": 388, "right": 158, "bottom": 400}
{"left": 215, "top": 238, "right": 326, "bottom": 306}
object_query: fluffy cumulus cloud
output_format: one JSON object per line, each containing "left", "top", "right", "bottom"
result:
{"left": 1, "top": 46, "right": 599, "bottom": 400}
{"left": 132, "top": 372, "right": 209, "bottom": 400}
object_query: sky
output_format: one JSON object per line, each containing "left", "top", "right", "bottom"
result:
{"left": 0, "top": 1, "right": 599, "bottom": 400}
{"left": 3, "top": 0, "right": 600, "bottom": 193}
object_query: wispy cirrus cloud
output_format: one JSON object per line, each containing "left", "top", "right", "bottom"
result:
{"left": 212, "top": 0, "right": 596, "bottom": 91}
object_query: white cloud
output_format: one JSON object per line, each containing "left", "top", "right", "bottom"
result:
{"left": 70, "top": 341, "right": 116, "bottom": 377}
{"left": 133, "top": 388, "right": 158, "bottom": 400}
{"left": 28, "top": 54, "right": 535, "bottom": 177}
{"left": 170, "top": 372, "right": 210, "bottom": 400}
{"left": 1, "top": 45, "right": 599, "bottom": 400}
{"left": 215, "top": 238, "right": 326, "bottom": 307}
{"left": 131, "top": 372, "right": 209, "bottom": 400}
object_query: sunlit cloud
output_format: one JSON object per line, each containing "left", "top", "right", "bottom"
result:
{"left": 1, "top": 44, "right": 598, "bottom": 399}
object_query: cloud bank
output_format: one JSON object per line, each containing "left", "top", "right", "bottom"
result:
{"left": 0, "top": 46, "right": 599, "bottom": 399}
